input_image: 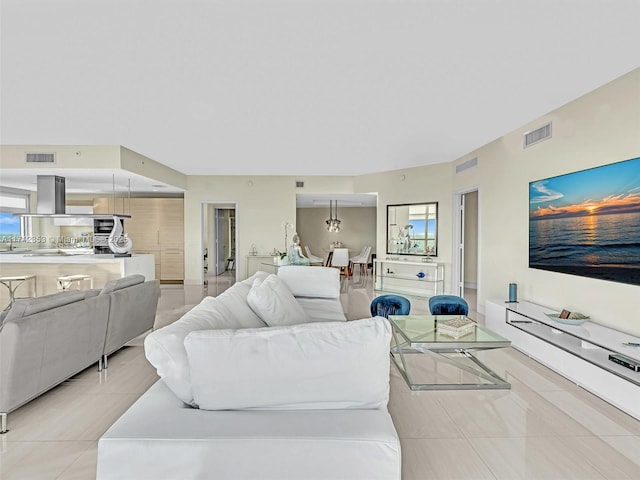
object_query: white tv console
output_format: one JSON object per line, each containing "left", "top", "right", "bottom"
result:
{"left": 486, "top": 299, "right": 640, "bottom": 420}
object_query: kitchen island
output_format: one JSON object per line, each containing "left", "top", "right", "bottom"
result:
{"left": 0, "top": 252, "right": 155, "bottom": 306}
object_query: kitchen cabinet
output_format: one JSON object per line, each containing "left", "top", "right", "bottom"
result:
{"left": 93, "top": 197, "right": 184, "bottom": 282}
{"left": 160, "top": 250, "right": 184, "bottom": 281}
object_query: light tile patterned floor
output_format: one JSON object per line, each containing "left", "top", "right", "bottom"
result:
{"left": 1, "top": 272, "right": 639, "bottom": 479}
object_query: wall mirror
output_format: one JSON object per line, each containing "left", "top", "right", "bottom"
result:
{"left": 386, "top": 202, "right": 438, "bottom": 256}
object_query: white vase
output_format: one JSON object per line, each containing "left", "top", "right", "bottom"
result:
{"left": 276, "top": 256, "right": 289, "bottom": 266}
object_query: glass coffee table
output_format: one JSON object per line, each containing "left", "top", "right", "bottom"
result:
{"left": 388, "top": 314, "right": 511, "bottom": 390}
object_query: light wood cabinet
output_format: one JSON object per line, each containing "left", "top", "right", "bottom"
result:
{"left": 92, "top": 197, "right": 112, "bottom": 214}
{"left": 161, "top": 250, "right": 184, "bottom": 281}
{"left": 93, "top": 197, "right": 184, "bottom": 282}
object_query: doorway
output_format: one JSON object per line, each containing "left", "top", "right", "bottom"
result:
{"left": 202, "top": 202, "right": 237, "bottom": 295}
{"left": 453, "top": 189, "right": 479, "bottom": 313}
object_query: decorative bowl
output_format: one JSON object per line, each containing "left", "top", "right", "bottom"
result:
{"left": 545, "top": 312, "right": 590, "bottom": 326}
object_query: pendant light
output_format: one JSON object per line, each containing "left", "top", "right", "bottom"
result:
{"left": 325, "top": 200, "right": 341, "bottom": 232}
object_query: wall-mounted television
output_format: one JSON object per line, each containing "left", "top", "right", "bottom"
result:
{"left": 529, "top": 156, "right": 640, "bottom": 286}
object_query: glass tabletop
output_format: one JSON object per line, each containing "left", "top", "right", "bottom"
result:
{"left": 388, "top": 314, "right": 510, "bottom": 348}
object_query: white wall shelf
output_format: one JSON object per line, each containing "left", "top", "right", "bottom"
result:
{"left": 486, "top": 299, "right": 640, "bottom": 420}
{"left": 374, "top": 259, "right": 444, "bottom": 298}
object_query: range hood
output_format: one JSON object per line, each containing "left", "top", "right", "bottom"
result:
{"left": 18, "top": 175, "right": 130, "bottom": 218}
{"left": 37, "top": 175, "right": 66, "bottom": 214}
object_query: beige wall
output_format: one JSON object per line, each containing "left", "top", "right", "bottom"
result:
{"left": 0, "top": 145, "right": 187, "bottom": 190}
{"left": 354, "top": 68, "right": 640, "bottom": 336}
{"left": 354, "top": 162, "right": 454, "bottom": 283}
{"left": 120, "top": 146, "right": 187, "bottom": 190}
{"left": 0, "top": 145, "right": 121, "bottom": 168}
{"left": 183, "top": 175, "right": 356, "bottom": 284}
{"left": 296, "top": 207, "right": 377, "bottom": 264}
{"left": 452, "top": 67, "right": 640, "bottom": 336}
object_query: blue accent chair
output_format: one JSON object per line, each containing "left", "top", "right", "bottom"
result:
{"left": 370, "top": 294, "right": 411, "bottom": 319}
{"left": 428, "top": 295, "right": 469, "bottom": 316}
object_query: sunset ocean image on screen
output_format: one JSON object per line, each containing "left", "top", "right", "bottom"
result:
{"left": 529, "top": 156, "right": 640, "bottom": 286}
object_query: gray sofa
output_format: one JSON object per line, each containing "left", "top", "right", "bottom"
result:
{"left": 101, "top": 275, "right": 161, "bottom": 369}
{"left": 0, "top": 274, "right": 160, "bottom": 434}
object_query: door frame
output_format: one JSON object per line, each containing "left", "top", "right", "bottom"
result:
{"left": 200, "top": 201, "right": 238, "bottom": 285}
{"left": 214, "top": 208, "right": 227, "bottom": 275}
{"left": 451, "top": 187, "right": 480, "bottom": 302}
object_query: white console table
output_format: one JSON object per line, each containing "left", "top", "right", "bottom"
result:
{"left": 374, "top": 259, "right": 444, "bottom": 298}
{"left": 486, "top": 299, "right": 640, "bottom": 420}
{"left": 245, "top": 255, "right": 274, "bottom": 279}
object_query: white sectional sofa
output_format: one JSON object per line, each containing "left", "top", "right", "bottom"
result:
{"left": 97, "top": 266, "right": 401, "bottom": 480}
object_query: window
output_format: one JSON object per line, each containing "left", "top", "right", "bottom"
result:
{"left": 0, "top": 188, "right": 31, "bottom": 242}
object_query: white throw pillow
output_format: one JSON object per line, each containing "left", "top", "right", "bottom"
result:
{"left": 184, "top": 317, "right": 392, "bottom": 410}
{"left": 277, "top": 265, "right": 340, "bottom": 298}
{"left": 144, "top": 273, "right": 268, "bottom": 405}
{"left": 247, "top": 274, "right": 310, "bottom": 326}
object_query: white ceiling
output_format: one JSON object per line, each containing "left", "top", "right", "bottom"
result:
{"left": 1, "top": 0, "right": 639, "bottom": 179}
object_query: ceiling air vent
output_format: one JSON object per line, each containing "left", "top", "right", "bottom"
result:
{"left": 25, "top": 152, "right": 56, "bottom": 164}
{"left": 295, "top": 181, "right": 304, "bottom": 188}
{"left": 523, "top": 122, "right": 552, "bottom": 148}
{"left": 456, "top": 157, "right": 478, "bottom": 174}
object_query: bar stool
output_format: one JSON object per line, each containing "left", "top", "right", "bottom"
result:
{"left": 57, "top": 274, "right": 94, "bottom": 291}
{"left": 0, "top": 275, "right": 38, "bottom": 310}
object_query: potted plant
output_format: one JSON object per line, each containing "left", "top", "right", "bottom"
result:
{"left": 274, "top": 250, "right": 289, "bottom": 265}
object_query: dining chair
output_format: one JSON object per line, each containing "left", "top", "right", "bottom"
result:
{"left": 348, "top": 246, "right": 364, "bottom": 276}
{"left": 304, "top": 245, "right": 324, "bottom": 265}
{"left": 330, "top": 248, "right": 350, "bottom": 278}
{"left": 350, "top": 246, "right": 371, "bottom": 277}
{"left": 349, "top": 246, "right": 366, "bottom": 263}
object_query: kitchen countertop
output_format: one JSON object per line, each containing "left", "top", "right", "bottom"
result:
{"left": 0, "top": 251, "right": 151, "bottom": 264}
{"left": 0, "top": 252, "right": 157, "bottom": 298}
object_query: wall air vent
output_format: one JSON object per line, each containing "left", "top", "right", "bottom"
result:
{"left": 25, "top": 152, "right": 57, "bottom": 164}
{"left": 295, "top": 181, "right": 304, "bottom": 188}
{"left": 523, "top": 122, "right": 552, "bottom": 148}
{"left": 456, "top": 157, "right": 478, "bottom": 174}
